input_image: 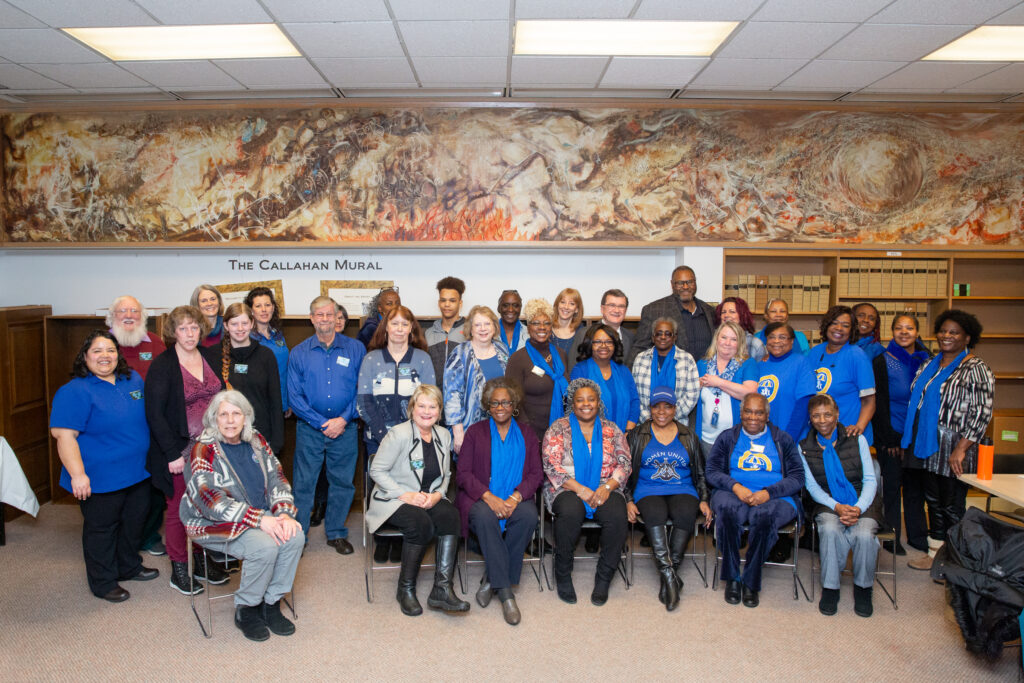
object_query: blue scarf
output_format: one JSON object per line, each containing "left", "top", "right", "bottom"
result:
{"left": 524, "top": 340, "right": 569, "bottom": 427}
{"left": 579, "top": 358, "right": 630, "bottom": 431}
{"left": 885, "top": 340, "right": 928, "bottom": 375}
{"left": 488, "top": 418, "right": 526, "bottom": 531}
{"left": 818, "top": 429, "right": 858, "bottom": 506}
{"left": 570, "top": 414, "right": 603, "bottom": 519}
{"left": 705, "top": 354, "right": 740, "bottom": 429}
{"left": 207, "top": 315, "right": 223, "bottom": 342}
{"left": 501, "top": 322, "right": 521, "bottom": 352}
{"left": 652, "top": 349, "right": 677, "bottom": 395}
{"left": 902, "top": 350, "right": 967, "bottom": 459}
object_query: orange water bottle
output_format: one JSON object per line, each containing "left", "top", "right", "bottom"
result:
{"left": 977, "top": 436, "right": 994, "bottom": 480}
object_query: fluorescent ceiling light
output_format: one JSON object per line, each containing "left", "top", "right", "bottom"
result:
{"left": 514, "top": 20, "right": 737, "bottom": 56}
{"left": 923, "top": 26, "right": 1024, "bottom": 61}
{"left": 62, "top": 24, "right": 300, "bottom": 61}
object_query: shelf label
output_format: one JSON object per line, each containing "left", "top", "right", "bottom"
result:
{"left": 1002, "top": 431, "right": 1019, "bottom": 443}
{"left": 886, "top": 251, "right": 902, "bottom": 256}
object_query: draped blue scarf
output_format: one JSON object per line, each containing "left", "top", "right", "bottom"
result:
{"left": 488, "top": 418, "right": 526, "bottom": 531}
{"left": 652, "top": 349, "right": 677, "bottom": 395}
{"left": 818, "top": 428, "right": 858, "bottom": 506}
{"left": 579, "top": 358, "right": 630, "bottom": 431}
{"left": 902, "top": 350, "right": 967, "bottom": 459}
{"left": 525, "top": 340, "right": 569, "bottom": 427}
{"left": 885, "top": 339, "right": 929, "bottom": 375}
{"left": 570, "top": 414, "right": 603, "bottom": 519}
{"left": 501, "top": 322, "right": 521, "bottom": 353}
{"left": 206, "top": 315, "right": 224, "bottom": 343}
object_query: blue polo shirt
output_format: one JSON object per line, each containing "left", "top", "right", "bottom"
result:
{"left": 288, "top": 332, "right": 365, "bottom": 430}
{"left": 50, "top": 371, "right": 150, "bottom": 494}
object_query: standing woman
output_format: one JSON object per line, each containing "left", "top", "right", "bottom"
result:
{"left": 444, "top": 306, "right": 509, "bottom": 454}
{"left": 715, "top": 297, "right": 766, "bottom": 361}
{"left": 902, "top": 310, "right": 994, "bottom": 571}
{"left": 497, "top": 290, "right": 527, "bottom": 353}
{"left": 191, "top": 284, "right": 225, "bottom": 348}
{"left": 756, "top": 322, "right": 806, "bottom": 441}
{"left": 756, "top": 298, "right": 810, "bottom": 354}
{"left": 456, "top": 378, "right": 543, "bottom": 625}
{"left": 570, "top": 324, "right": 641, "bottom": 433}
{"left": 631, "top": 317, "right": 699, "bottom": 425}
{"left": 207, "top": 303, "right": 284, "bottom": 455}
{"left": 245, "top": 286, "right": 289, "bottom": 414}
{"left": 871, "top": 314, "right": 930, "bottom": 555}
{"left": 145, "top": 305, "right": 226, "bottom": 595}
{"left": 853, "top": 303, "right": 885, "bottom": 360}
{"left": 366, "top": 385, "right": 470, "bottom": 616}
{"left": 505, "top": 298, "right": 570, "bottom": 442}
{"left": 551, "top": 288, "right": 585, "bottom": 359}
{"left": 695, "top": 322, "right": 759, "bottom": 457}
{"left": 50, "top": 331, "right": 158, "bottom": 602}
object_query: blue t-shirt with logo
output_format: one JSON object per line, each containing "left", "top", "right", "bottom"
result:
{"left": 730, "top": 430, "right": 795, "bottom": 510}
{"left": 756, "top": 350, "right": 804, "bottom": 436}
{"left": 797, "top": 343, "right": 875, "bottom": 445}
{"left": 633, "top": 434, "right": 698, "bottom": 503}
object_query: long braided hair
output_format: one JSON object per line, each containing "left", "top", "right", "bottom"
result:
{"left": 220, "top": 302, "right": 255, "bottom": 391}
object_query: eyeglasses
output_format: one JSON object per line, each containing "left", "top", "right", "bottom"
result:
{"left": 653, "top": 330, "right": 675, "bottom": 337}
{"left": 489, "top": 400, "right": 513, "bottom": 408}
{"left": 592, "top": 339, "right": 615, "bottom": 346}
{"left": 115, "top": 308, "right": 141, "bottom": 315}
{"left": 672, "top": 280, "right": 696, "bottom": 287}
{"left": 528, "top": 320, "right": 551, "bottom": 328}
{"left": 602, "top": 303, "right": 626, "bottom": 310}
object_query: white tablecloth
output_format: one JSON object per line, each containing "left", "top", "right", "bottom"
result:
{"left": 0, "top": 436, "right": 40, "bottom": 516}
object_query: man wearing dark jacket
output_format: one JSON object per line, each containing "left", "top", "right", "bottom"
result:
{"left": 635, "top": 265, "right": 717, "bottom": 362}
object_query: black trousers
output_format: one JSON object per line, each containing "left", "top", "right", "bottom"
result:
{"left": 386, "top": 499, "right": 460, "bottom": 545}
{"left": 922, "top": 471, "right": 968, "bottom": 542}
{"left": 78, "top": 479, "right": 149, "bottom": 596}
{"left": 137, "top": 483, "right": 166, "bottom": 550}
{"left": 900, "top": 464, "right": 929, "bottom": 551}
{"left": 636, "top": 493, "right": 699, "bottom": 529}
{"left": 468, "top": 499, "right": 537, "bottom": 589}
{"left": 551, "top": 491, "right": 627, "bottom": 583}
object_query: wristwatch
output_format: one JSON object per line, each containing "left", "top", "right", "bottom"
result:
{"left": 603, "top": 482, "right": 612, "bottom": 491}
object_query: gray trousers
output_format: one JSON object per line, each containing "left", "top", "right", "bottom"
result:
{"left": 816, "top": 511, "right": 878, "bottom": 590}
{"left": 221, "top": 526, "right": 305, "bottom": 607}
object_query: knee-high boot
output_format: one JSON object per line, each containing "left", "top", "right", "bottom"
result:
{"left": 649, "top": 525, "right": 679, "bottom": 611}
{"left": 669, "top": 526, "right": 691, "bottom": 593}
{"left": 397, "top": 542, "right": 427, "bottom": 616}
{"left": 427, "top": 535, "right": 470, "bottom": 613}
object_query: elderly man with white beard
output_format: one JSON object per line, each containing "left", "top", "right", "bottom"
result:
{"left": 106, "top": 296, "right": 166, "bottom": 379}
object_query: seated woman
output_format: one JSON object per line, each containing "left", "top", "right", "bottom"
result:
{"left": 456, "top": 378, "right": 543, "bottom": 625}
{"left": 366, "top": 384, "right": 470, "bottom": 617}
{"left": 542, "top": 378, "right": 631, "bottom": 606}
{"left": 705, "top": 393, "right": 803, "bottom": 608}
{"left": 180, "top": 390, "right": 303, "bottom": 642}
{"left": 715, "top": 297, "right": 767, "bottom": 361}
{"left": 799, "top": 394, "right": 880, "bottom": 618}
{"left": 625, "top": 386, "right": 710, "bottom": 611}
{"left": 570, "top": 323, "right": 640, "bottom": 433}
{"left": 50, "top": 330, "right": 158, "bottom": 602}
{"left": 631, "top": 317, "right": 699, "bottom": 426}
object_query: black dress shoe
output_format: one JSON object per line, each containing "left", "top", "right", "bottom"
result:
{"left": 724, "top": 580, "right": 741, "bottom": 605}
{"left": 328, "top": 538, "right": 354, "bottom": 555}
{"left": 476, "top": 578, "right": 493, "bottom": 608}
{"left": 122, "top": 566, "right": 159, "bottom": 581}
{"left": 742, "top": 585, "right": 759, "bottom": 608}
{"left": 590, "top": 579, "right": 610, "bottom": 606}
{"left": 100, "top": 586, "right": 130, "bottom": 603}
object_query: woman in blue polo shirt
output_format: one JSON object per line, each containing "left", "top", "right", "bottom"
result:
{"left": 50, "top": 330, "right": 157, "bottom": 603}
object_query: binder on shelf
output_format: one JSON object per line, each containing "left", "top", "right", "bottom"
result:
{"left": 881, "top": 260, "right": 892, "bottom": 297}
{"left": 838, "top": 261, "right": 849, "bottom": 297}
{"left": 869, "top": 259, "right": 883, "bottom": 298}
{"left": 820, "top": 276, "right": 831, "bottom": 312}
{"left": 892, "top": 261, "right": 903, "bottom": 297}
{"left": 938, "top": 260, "right": 949, "bottom": 296}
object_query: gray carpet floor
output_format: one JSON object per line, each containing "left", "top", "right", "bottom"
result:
{"left": 1, "top": 503, "right": 1018, "bottom": 681}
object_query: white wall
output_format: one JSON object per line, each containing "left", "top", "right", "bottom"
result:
{"left": 0, "top": 246, "right": 724, "bottom": 318}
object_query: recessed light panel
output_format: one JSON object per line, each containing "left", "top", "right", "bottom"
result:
{"left": 63, "top": 24, "right": 300, "bottom": 61}
{"left": 924, "top": 26, "right": 1024, "bottom": 61}
{"left": 514, "top": 20, "right": 738, "bottom": 57}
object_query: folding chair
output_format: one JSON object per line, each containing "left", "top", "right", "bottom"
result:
{"left": 458, "top": 519, "right": 545, "bottom": 594}
{"left": 809, "top": 514, "right": 898, "bottom": 610}
{"left": 712, "top": 517, "right": 810, "bottom": 601}
{"left": 538, "top": 493, "right": 630, "bottom": 591}
{"left": 627, "top": 513, "right": 709, "bottom": 588}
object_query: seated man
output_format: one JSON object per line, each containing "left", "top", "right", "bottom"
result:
{"left": 705, "top": 393, "right": 804, "bottom": 608}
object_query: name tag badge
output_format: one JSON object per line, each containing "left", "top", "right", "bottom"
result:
{"left": 129, "top": 390, "right": 143, "bottom": 400}
{"left": 531, "top": 365, "right": 546, "bottom": 377}
{"left": 139, "top": 352, "right": 152, "bottom": 361}
{"left": 398, "top": 366, "right": 412, "bottom": 377}
{"left": 751, "top": 444, "right": 765, "bottom": 454}
{"left": 234, "top": 364, "right": 249, "bottom": 374}
{"left": 410, "top": 450, "right": 424, "bottom": 470}
{"left": 337, "top": 356, "right": 350, "bottom": 367}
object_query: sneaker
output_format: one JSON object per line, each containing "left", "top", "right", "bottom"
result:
{"left": 193, "top": 556, "right": 231, "bottom": 585}
{"left": 169, "top": 561, "right": 204, "bottom": 596}
{"left": 145, "top": 540, "right": 166, "bottom": 556}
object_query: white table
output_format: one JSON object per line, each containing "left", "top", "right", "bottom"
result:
{"left": 960, "top": 473, "right": 1024, "bottom": 510}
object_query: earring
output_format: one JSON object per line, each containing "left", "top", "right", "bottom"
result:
{"left": 512, "top": 408, "right": 520, "bottom": 417}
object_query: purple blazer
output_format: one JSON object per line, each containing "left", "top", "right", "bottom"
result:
{"left": 455, "top": 418, "right": 543, "bottom": 538}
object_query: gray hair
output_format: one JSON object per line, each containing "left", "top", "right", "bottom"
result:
{"left": 105, "top": 295, "right": 148, "bottom": 329}
{"left": 199, "top": 390, "right": 258, "bottom": 446}
{"left": 653, "top": 316, "right": 678, "bottom": 335}
{"left": 563, "top": 377, "right": 606, "bottom": 418}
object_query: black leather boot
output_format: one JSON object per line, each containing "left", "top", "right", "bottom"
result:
{"left": 427, "top": 535, "right": 470, "bottom": 613}
{"left": 396, "top": 542, "right": 426, "bottom": 616}
{"left": 669, "top": 526, "right": 691, "bottom": 594}
{"left": 649, "top": 525, "right": 679, "bottom": 611}
{"left": 554, "top": 548, "right": 576, "bottom": 604}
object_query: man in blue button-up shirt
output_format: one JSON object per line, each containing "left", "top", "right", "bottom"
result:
{"left": 288, "top": 296, "right": 366, "bottom": 554}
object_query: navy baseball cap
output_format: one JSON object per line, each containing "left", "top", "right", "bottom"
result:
{"left": 650, "top": 386, "right": 676, "bottom": 406}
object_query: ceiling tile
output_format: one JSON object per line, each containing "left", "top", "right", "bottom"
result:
{"left": 867, "top": 0, "right": 1020, "bottom": 24}
{"left": 633, "top": 0, "right": 764, "bottom": 20}
{"left": 948, "top": 63, "right": 1024, "bottom": 92}
{"left": 413, "top": 56, "right": 506, "bottom": 85}
{"left": 779, "top": 59, "right": 906, "bottom": 89}
{"left": 600, "top": 57, "right": 707, "bottom": 87}
{"left": 390, "top": 0, "right": 509, "bottom": 21}
{"left": 400, "top": 20, "right": 509, "bottom": 57}
{"left": 689, "top": 57, "right": 808, "bottom": 88}
{"left": 511, "top": 56, "right": 607, "bottom": 85}
{"left": 0, "top": 62, "right": 62, "bottom": 88}
{"left": 717, "top": 22, "right": 858, "bottom": 59}
{"left": 0, "top": 29, "right": 104, "bottom": 62}
{"left": 867, "top": 61, "right": 1008, "bottom": 90}
{"left": 988, "top": 3, "right": 1024, "bottom": 23}
{"left": 822, "top": 24, "right": 973, "bottom": 61}
{"left": 213, "top": 57, "right": 327, "bottom": 87}
{"left": 132, "top": 0, "right": 272, "bottom": 25}
{"left": 30, "top": 63, "right": 150, "bottom": 88}
{"left": 516, "top": 0, "right": 636, "bottom": 19}
{"left": 6, "top": 0, "right": 157, "bottom": 27}
{"left": 120, "top": 60, "right": 241, "bottom": 88}
{"left": 262, "top": 0, "right": 389, "bottom": 22}
{"left": 283, "top": 22, "right": 404, "bottom": 58}
{"left": 0, "top": 0, "right": 44, "bottom": 27}
{"left": 753, "top": 0, "right": 891, "bottom": 22}
{"left": 314, "top": 57, "right": 417, "bottom": 86}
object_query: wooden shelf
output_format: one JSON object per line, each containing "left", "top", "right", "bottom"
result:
{"left": 839, "top": 295, "right": 948, "bottom": 301}
{"left": 953, "top": 296, "right": 1024, "bottom": 302}
{"left": 995, "top": 374, "right": 1024, "bottom": 381}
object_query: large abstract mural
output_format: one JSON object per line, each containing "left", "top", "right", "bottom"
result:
{"left": 2, "top": 106, "right": 1023, "bottom": 245}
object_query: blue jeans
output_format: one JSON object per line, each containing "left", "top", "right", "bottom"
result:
{"left": 294, "top": 420, "right": 358, "bottom": 540}
{"left": 816, "top": 511, "right": 878, "bottom": 590}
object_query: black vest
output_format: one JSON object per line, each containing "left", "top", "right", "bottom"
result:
{"left": 799, "top": 423, "right": 882, "bottom": 522}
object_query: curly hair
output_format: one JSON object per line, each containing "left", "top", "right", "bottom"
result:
{"left": 481, "top": 377, "right": 523, "bottom": 414}
{"left": 162, "top": 305, "right": 210, "bottom": 346}
{"left": 715, "top": 296, "right": 756, "bottom": 334}
{"left": 522, "top": 298, "right": 555, "bottom": 325}
{"left": 553, "top": 288, "right": 584, "bottom": 329}
{"left": 576, "top": 323, "right": 623, "bottom": 364}
{"left": 244, "top": 286, "right": 281, "bottom": 330}
{"left": 71, "top": 330, "right": 131, "bottom": 379}
{"left": 934, "top": 309, "right": 983, "bottom": 349}
{"left": 436, "top": 276, "right": 465, "bottom": 296}
{"left": 564, "top": 377, "right": 606, "bottom": 418}
{"left": 705, "top": 322, "right": 750, "bottom": 362}
{"left": 852, "top": 302, "right": 881, "bottom": 344}
{"left": 368, "top": 305, "right": 428, "bottom": 352}
{"left": 818, "top": 305, "right": 855, "bottom": 341}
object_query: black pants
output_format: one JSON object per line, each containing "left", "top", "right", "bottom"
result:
{"left": 923, "top": 471, "right": 968, "bottom": 542}
{"left": 468, "top": 499, "right": 537, "bottom": 589}
{"left": 78, "top": 479, "right": 149, "bottom": 596}
{"left": 386, "top": 499, "right": 460, "bottom": 545}
{"left": 900, "top": 465, "right": 929, "bottom": 551}
{"left": 137, "top": 483, "right": 166, "bottom": 550}
{"left": 636, "top": 493, "right": 699, "bottom": 529}
{"left": 551, "top": 491, "right": 627, "bottom": 582}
